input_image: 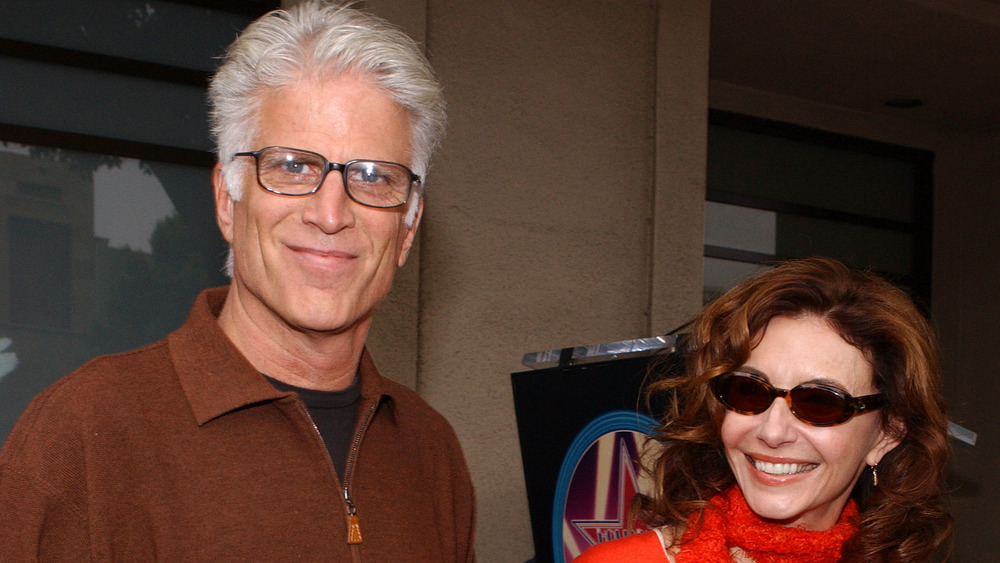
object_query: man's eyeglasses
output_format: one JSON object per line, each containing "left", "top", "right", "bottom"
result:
{"left": 233, "top": 146, "right": 420, "bottom": 209}
{"left": 710, "top": 371, "right": 884, "bottom": 427}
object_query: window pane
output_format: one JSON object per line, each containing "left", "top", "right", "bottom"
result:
{"left": 776, "top": 214, "right": 913, "bottom": 276}
{"left": 708, "top": 124, "right": 916, "bottom": 223}
{"left": 704, "top": 116, "right": 930, "bottom": 305}
{"left": 704, "top": 201, "right": 776, "bottom": 254}
{"left": 0, "top": 57, "right": 211, "bottom": 151}
{"left": 9, "top": 217, "right": 72, "bottom": 327}
{"left": 0, "top": 142, "right": 227, "bottom": 443}
{"left": 703, "top": 257, "right": 771, "bottom": 304}
{"left": 0, "top": 0, "right": 261, "bottom": 72}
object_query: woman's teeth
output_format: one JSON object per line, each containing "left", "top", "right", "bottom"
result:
{"left": 751, "top": 457, "right": 817, "bottom": 475}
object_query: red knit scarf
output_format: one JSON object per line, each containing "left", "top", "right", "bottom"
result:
{"left": 674, "top": 486, "right": 858, "bottom": 563}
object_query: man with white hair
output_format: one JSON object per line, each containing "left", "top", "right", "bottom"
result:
{"left": 0, "top": 3, "right": 475, "bottom": 560}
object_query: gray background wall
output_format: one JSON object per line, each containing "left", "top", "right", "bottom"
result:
{"left": 300, "top": 1, "right": 998, "bottom": 560}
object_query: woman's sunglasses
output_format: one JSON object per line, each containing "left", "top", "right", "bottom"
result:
{"left": 710, "top": 371, "right": 884, "bottom": 427}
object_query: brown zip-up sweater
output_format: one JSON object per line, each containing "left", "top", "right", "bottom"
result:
{"left": 0, "top": 287, "right": 476, "bottom": 562}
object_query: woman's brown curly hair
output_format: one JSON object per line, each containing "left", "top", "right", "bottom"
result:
{"left": 636, "top": 257, "right": 951, "bottom": 561}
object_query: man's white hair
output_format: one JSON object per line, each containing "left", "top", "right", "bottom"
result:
{"left": 208, "top": 1, "right": 446, "bottom": 233}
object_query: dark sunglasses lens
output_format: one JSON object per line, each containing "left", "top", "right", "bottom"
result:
{"left": 718, "top": 375, "right": 773, "bottom": 413}
{"left": 790, "top": 386, "right": 849, "bottom": 425}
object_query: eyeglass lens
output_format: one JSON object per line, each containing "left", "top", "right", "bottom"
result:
{"left": 253, "top": 147, "right": 414, "bottom": 207}
{"left": 712, "top": 372, "right": 876, "bottom": 426}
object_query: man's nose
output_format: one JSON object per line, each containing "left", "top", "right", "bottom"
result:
{"left": 301, "top": 170, "right": 356, "bottom": 233}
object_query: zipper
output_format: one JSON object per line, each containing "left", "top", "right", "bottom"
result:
{"left": 341, "top": 397, "right": 381, "bottom": 560}
{"left": 294, "top": 392, "right": 381, "bottom": 560}
{"left": 344, "top": 488, "right": 363, "bottom": 544}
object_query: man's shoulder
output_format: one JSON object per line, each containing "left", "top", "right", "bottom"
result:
{"left": 7, "top": 339, "right": 177, "bottom": 438}
{"left": 53, "top": 338, "right": 174, "bottom": 397}
{"left": 0, "top": 338, "right": 185, "bottom": 478}
{"left": 7, "top": 288, "right": 228, "bottom": 446}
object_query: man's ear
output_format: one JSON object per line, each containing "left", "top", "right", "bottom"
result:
{"left": 396, "top": 197, "right": 423, "bottom": 268}
{"left": 213, "top": 162, "right": 235, "bottom": 244}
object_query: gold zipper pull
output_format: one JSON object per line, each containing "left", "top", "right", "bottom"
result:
{"left": 346, "top": 514, "right": 363, "bottom": 544}
{"left": 344, "top": 489, "right": 363, "bottom": 544}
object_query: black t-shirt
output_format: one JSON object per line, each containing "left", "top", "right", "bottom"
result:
{"left": 265, "top": 375, "right": 360, "bottom": 481}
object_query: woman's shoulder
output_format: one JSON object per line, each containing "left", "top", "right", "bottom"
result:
{"left": 575, "top": 528, "right": 677, "bottom": 562}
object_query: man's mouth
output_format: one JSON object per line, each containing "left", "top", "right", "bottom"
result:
{"left": 288, "top": 244, "right": 357, "bottom": 260}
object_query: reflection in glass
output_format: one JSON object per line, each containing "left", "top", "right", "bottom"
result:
{"left": 0, "top": 142, "right": 226, "bottom": 443}
{"left": 0, "top": 337, "right": 17, "bottom": 383}
{"left": 704, "top": 202, "right": 776, "bottom": 255}
{"left": 95, "top": 159, "right": 177, "bottom": 252}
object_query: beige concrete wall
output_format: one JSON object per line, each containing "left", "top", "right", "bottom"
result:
{"left": 357, "top": 1, "right": 711, "bottom": 560}
{"left": 652, "top": 1, "right": 711, "bottom": 333}
{"left": 420, "top": 2, "right": 707, "bottom": 559}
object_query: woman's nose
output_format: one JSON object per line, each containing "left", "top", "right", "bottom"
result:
{"left": 754, "top": 396, "right": 799, "bottom": 447}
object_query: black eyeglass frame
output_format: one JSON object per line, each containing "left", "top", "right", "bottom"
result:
{"left": 232, "top": 146, "right": 421, "bottom": 209}
{"left": 710, "top": 371, "right": 885, "bottom": 427}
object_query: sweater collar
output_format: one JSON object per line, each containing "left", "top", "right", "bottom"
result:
{"left": 169, "top": 286, "right": 392, "bottom": 426}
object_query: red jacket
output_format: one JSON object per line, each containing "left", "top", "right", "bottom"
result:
{"left": 0, "top": 287, "right": 476, "bottom": 562}
{"left": 575, "top": 531, "right": 669, "bottom": 562}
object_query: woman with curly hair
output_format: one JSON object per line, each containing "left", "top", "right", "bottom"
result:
{"left": 578, "top": 257, "right": 951, "bottom": 562}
